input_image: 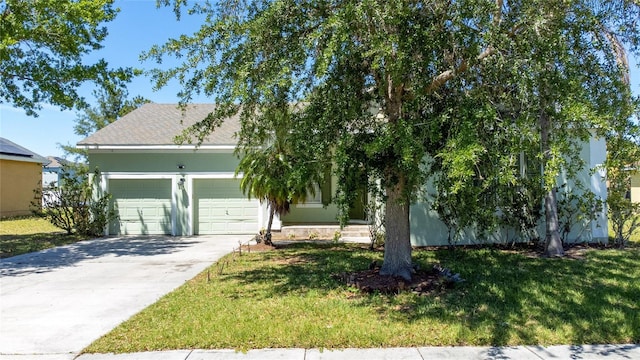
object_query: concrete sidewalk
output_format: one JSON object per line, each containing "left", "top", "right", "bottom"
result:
{"left": 41, "top": 344, "right": 640, "bottom": 360}
{"left": 0, "top": 235, "right": 248, "bottom": 359}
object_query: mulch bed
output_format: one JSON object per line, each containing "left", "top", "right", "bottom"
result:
{"left": 240, "top": 242, "right": 277, "bottom": 253}
{"left": 333, "top": 264, "right": 459, "bottom": 295}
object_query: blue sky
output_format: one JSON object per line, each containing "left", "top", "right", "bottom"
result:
{"left": 1, "top": 0, "right": 639, "bottom": 158}
{"left": 0, "top": 0, "right": 209, "bottom": 157}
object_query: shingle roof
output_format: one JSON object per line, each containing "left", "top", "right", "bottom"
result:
{"left": 0, "top": 137, "right": 48, "bottom": 164}
{"left": 77, "top": 103, "right": 240, "bottom": 147}
{"left": 43, "top": 156, "right": 70, "bottom": 169}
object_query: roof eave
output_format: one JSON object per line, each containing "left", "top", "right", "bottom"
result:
{"left": 77, "top": 144, "right": 237, "bottom": 152}
{"left": 0, "top": 154, "right": 49, "bottom": 164}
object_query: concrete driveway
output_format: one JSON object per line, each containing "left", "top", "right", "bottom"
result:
{"left": 0, "top": 235, "right": 249, "bottom": 359}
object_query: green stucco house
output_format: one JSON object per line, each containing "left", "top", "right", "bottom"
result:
{"left": 78, "top": 103, "right": 609, "bottom": 245}
{"left": 78, "top": 103, "right": 351, "bottom": 237}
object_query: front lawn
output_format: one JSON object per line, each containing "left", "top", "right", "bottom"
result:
{"left": 0, "top": 217, "right": 88, "bottom": 258}
{"left": 85, "top": 242, "right": 640, "bottom": 353}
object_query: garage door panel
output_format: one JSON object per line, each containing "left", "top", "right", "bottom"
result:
{"left": 109, "top": 179, "right": 172, "bottom": 235}
{"left": 227, "top": 221, "right": 256, "bottom": 233}
{"left": 194, "top": 179, "right": 258, "bottom": 235}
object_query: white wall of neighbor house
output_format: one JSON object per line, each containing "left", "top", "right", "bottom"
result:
{"left": 631, "top": 173, "right": 640, "bottom": 203}
{"left": 410, "top": 134, "right": 609, "bottom": 247}
{"left": 587, "top": 134, "right": 608, "bottom": 242}
{"left": 42, "top": 171, "right": 60, "bottom": 187}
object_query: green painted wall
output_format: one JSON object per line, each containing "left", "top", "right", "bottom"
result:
{"left": 175, "top": 180, "right": 189, "bottom": 236}
{"left": 280, "top": 171, "right": 345, "bottom": 225}
{"left": 281, "top": 204, "right": 341, "bottom": 224}
{"left": 88, "top": 152, "right": 240, "bottom": 173}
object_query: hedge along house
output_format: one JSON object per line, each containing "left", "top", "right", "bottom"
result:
{"left": 78, "top": 103, "right": 608, "bottom": 244}
{"left": 76, "top": 103, "right": 353, "bottom": 237}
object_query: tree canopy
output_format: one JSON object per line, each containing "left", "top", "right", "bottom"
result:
{"left": 0, "top": 0, "right": 136, "bottom": 115}
{"left": 148, "top": 0, "right": 640, "bottom": 279}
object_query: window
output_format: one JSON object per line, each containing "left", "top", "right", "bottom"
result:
{"left": 298, "top": 183, "right": 322, "bottom": 207}
{"left": 297, "top": 167, "right": 332, "bottom": 208}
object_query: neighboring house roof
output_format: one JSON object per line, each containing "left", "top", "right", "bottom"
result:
{"left": 43, "top": 156, "right": 71, "bottom": 170}
{"left": 0, "top": 137, "right": 48, "bottom": 164}
{"left": 77, "top": 103, "right": 240, "bottom": 149}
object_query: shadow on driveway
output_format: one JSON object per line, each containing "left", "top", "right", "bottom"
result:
{"left": 0, "top": 236, "right": 201, "bottom": 277}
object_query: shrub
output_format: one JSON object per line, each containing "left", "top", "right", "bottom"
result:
{"left": 33, "top": 166, "right": 116, "bottom": 236}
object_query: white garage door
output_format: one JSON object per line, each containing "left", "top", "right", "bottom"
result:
{"left": 109, "top": 179, "right": 172, "bottom": 235}
{"left": 193, "top": 179, "right": 259, "bottom": 235}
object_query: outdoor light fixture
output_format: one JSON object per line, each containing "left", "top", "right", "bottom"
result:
{"left": 178, "top": 177, "right": 186, "bottom": 189}
{"left": 177, "top": 164, "right": 185, "bottom": 169}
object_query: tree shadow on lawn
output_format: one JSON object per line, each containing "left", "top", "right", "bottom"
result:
{"left": 225, "top": 242, "right": 640, "bottom": 346}
{"left": 0, "top": 236, "right": 200, "bottom": 277}
{"left": 221, "top": 241, "right": 437, "bottom": 302}
{"left": 422, "top": 248, "right": 639, "bottom": 346}
{"left": 224, "top": 242, "right": 380, "bottom": 297}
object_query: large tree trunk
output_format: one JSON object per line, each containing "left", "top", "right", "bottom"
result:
{"left": 378, "top": 78, "right": 414, "bottom": 280}
{"left": 379, "top": 176, "right": 413, "bottom": 281}
{"left": 539, "top": 107, "right": 564, "bottom": 257}
{"left": 543, "top": 187, "right": 564, "bottom": 256}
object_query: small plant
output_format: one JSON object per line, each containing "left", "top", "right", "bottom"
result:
{"left": 366, "top": 191, "right": 386, "bottom": 250}
{"left": 373, "top": 231, "right": 385, "bottom": 247}
{"left": 432, "top": 264, "right": 465, "bottom": 287}
{"left": 608, "top": 191, "right": 640, "bottom": 248}
{"left": 556, "top": 184, "right": 603, "bottom": 243}
{"left": 332, "top": 230, "right": 342, "bottom": 243}
{"left": 287, "top": 232, "right": 297, "bottom": 240}
{"left": 308, "top": 231, "right": 319, "bottom": 240}
{"left": 255, "top": 228, "right": 273, "bottom": 245}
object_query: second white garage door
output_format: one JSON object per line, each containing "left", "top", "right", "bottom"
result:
{"left": 193, "top": 179, "right": 259, "bottom": 235}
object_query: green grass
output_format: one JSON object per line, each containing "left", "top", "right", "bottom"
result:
{"left": 0, "top": 217, "right": 88, "bottom": 258}
{"left": 85, "top": 242, "right": 640, "bottom": 353}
